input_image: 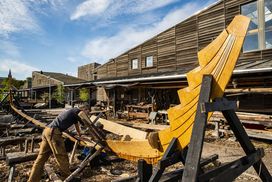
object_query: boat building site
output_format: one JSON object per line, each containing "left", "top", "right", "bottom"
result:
{"left": 0, "top": 0, "right": 272, "bottom": 181}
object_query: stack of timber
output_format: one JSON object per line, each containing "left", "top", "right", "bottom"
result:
{"left": 211, "top": 111, "right": 272, "bottom": 128}
{"left": 210, "top": 111, "right": 272, "bottom": 140}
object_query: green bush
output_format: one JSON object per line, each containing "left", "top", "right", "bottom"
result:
{"left": 79, "top": 88, "right": 89, "bottom": 102}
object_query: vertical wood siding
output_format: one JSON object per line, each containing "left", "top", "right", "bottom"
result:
{"left": 96, "top": 0, "right": 271, "bottom": 80}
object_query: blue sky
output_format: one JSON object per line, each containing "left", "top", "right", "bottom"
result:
{"left": 0, "top": 0, "right": 217, "bottom": 80}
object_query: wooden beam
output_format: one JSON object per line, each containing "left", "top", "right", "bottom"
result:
{"left": 115, "top": 121, "right": 168, "bottom": 131}
{"left": 0, "top": 136, "right": 41, "bottom": 147}
{"left": 211, "top": 112, "right": 272, "bottom": 127}
{"left": 181, "top": 75, "right": 213, "bottom": 182}
{"left": 69, "top": 141, "right": 79, "bottom": 164}
{"left": 45, "top": 163, "right": 62, "bottom": 182}
{"left": 245, "top": 129, "right": 272, "bottom": 141}
{"left": 90, "top": 115, "right": 148, "bottom": 140}
{"left": 225, "top": 87, "right": 272, "bottom": 94}
{"left": 8, "top": 165, "right": 15, "bottom": 182}
{"left": 64, "top": 147, "right": 103, "bottom": 182}
{"left": 222, "top": 110, "right": 272, "bottom": 181}
{"left": 6, "top": 152, "right": 37, "bottom": 165}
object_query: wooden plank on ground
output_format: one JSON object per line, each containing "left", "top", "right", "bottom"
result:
{"left": 6, "top": 152, "right": 38, "bottom": 165}
{"left": 45, "top": 163, "right": 62, "bottom": 182}
{"left": 90, "top": 115, "right": 148, "bottom": 139}
{"left": 0, "top": 136, "right": 41, "bottom": 147}
{"left": 245, "top": 129, "right": 272, "bottom": 141}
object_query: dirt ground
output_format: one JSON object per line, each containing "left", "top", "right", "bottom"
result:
{"left": 0, "top": 133, "right": 271, "bottom": 182}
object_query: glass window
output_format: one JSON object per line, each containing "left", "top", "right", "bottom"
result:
{"left": 265, "top": 0, "right": 272, "bottom": 48}
{"left": 146, "top": 56, "right": 153, "bottom": 67}
{"left": 242, "top": 0, "right": 272, "bottom": 51}
{"left": 131, "top": 58, "right": 138, "bottom": 69}
{"left": 242, "top": 1, "right": 259, "bottom": 51}
{"left": 244, "top": 33, "right": 259, "bottom": 51}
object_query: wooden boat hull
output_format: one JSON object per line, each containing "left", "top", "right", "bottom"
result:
{"left": 106, "top": 15, "right": 250, "bottom": 164}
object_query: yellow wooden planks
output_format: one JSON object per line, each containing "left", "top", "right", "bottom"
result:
{"left": 106, "top": 15, "right": 250, "bottom": 164}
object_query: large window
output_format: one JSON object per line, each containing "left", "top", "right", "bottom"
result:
{"left": 131, "top": 58, "right": 138, "bottom": 69}
{"left": 145, "top": 56, "right": 153, "bottom": 67}
{"left": 242, "top": 0, "right": 272, "bottom": 52}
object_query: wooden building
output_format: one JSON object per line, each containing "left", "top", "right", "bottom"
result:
{"left": 83, "top": 0, "right": 272, "bottom": 114}
{"left": 78, "top": 62, "right": 101, "bottom": 81}
{"left": 20, "top": 71, "right": 93, "bottom": 107}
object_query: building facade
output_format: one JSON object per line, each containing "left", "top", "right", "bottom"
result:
{"left": 78, "top": 62, "right": 101, "bottom": 81}
{"left": 79, "top": 0, "right": 272, "bottom": 114}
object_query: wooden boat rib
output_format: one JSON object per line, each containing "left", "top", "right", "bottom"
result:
{"left": 8, "top": 15, "right": 250, "bottom": 164}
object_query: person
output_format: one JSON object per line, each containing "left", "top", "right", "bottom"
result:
{"left": 28, "top": 103, "right": 89, "bottom": 182}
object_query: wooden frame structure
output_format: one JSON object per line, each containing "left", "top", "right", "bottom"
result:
{"left": 130, "top": 75, "right": 272, "bottom": 182}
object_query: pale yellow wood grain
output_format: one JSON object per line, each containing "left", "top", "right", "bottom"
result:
{"left": 105, "top": 15, "right": 250, "bottom": 164}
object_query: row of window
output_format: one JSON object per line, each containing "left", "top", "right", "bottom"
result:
{"left": 242, "top": 0, "right": 272, "bottom": 52}
{"left": 131, "top": 56, "right": 153, "bottom": 70}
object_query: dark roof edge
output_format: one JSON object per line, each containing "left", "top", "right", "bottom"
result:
{"left": 93, "top": 67, "right": 272, "bottom": 85}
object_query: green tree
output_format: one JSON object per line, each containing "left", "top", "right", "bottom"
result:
{"left": 52, "top": 84, "right": 65, "bottom": 104}
{"left": 79, "top": 88, "right": 89, "bottom": 102}
{"left": 0, "top": 78, "right": 26, "bottom": 101}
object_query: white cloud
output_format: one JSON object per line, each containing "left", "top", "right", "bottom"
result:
{"left": 0, "top": 0, "right": 40, "bottom": 37}
{"left": 121, "top": 0, "right": 178, "bottom": 14}
{"left": 0, "top": 59, "right": 38, "bottom": 79}
{"left": 70, "top": 0, "right": 111, "bottom": 20}
{"left": 81, "top": 0, "right": 217, "bottom": 63}
{"left": 70, "top": 0, "right": 177, "bottom": 21}
{"left": 0, "top": 41, "right": 21, "bottom": 58}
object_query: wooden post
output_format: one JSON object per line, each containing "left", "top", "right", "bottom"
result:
{"left": 45, "top": 163, "right": 62, "bottom": 182}
{"left": 113, "top": 89, "right": 116, "bottom": 118}
{"left": 137, "top": 159, "right": 152, "bottom": 182}
{"left": 222, "top": 110, "right": 272, "bottom": 182}
{"left": 69, "top": 141, "right": 79, "bottom": 164}
{"left": 2, "top": 147, "right": 6, "bottom": 157}
{"left": 182, "top": 75, "right": 213, "bottom": 182}
{"left": 30, "top": 137, "right": 35, "bottom": 153}
{"left": 6, "top": 128, "right": 9, "bottom": 137}
{"left": 213, "top": 121, "right": 220, "bottom": 138}
{"left": 19, "top": 143, "right": 23, "bottom": 152}
{"left": 8, "top": 165, "right": 15, "bottom": 182}
{"left": 24, "top": 140, "right": 29, "bottom": 153}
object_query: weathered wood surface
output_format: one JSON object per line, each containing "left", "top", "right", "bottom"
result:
{"left": 0, "top": 123, "right": 10, "bottom": 129}
{"left": 245, "top": 129, "right": 272, "bottom": 141}
{"left": 0, "top": 136, "right": 41, "bottom": 147}
{"left": 211, "top": 111, "right": 272, "bottom": 127}
{"left": 9, "top": 103, "right": 95, "bottom": 148}
{"left": 45, "top": 163, "right": 62, "bottom": 182}
{"left": 115, "top": 121, "right": 168, "bottom": 131}
{"left": 64, "top": 147, "right": 103, "bottom": 182}
{"left": 90, "top": 115, "right": 148, "bottom": 140}
{"left": 225, "top": 88, "right": 272, "bottom": 94}
{"left": 95, "top": 0, "right": 264, "bottom": 80}
{"left": 6, "top": 152, "right": 37, "bottom": 165}
{"left": 8, "top": 128, "right": 35, "bottom": 135}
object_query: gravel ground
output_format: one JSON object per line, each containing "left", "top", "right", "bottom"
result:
{"left": 0, "top": 134, "right": 271, "bottom": 181}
